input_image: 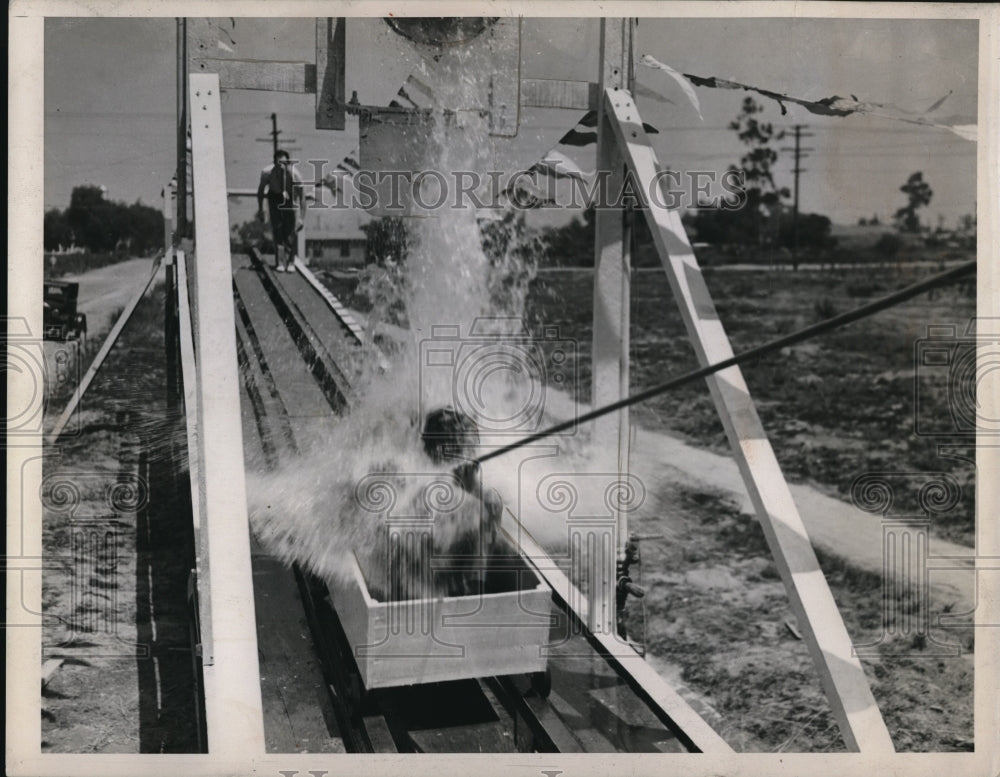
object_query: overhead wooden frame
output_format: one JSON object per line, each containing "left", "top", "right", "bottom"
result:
{"left": 316, "top": 17, "right": 346, "bottom": 130}
{"left": 189, "top": 17, "right": 522, "bottom": 135}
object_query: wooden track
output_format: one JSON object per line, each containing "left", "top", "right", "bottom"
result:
{"left": 228, "top": 248, "right": 703, "bottom": 753}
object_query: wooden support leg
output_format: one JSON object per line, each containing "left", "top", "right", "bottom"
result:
{"left": 588, "top": 17, "right": 631, "bottom": 638}
{"left": 188, "top": 72, "right": 266, "bottom": 756}
{"left": 602, "top": 86, "right": 895, "bottom": 754}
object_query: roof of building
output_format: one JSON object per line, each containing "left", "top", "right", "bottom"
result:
{"left": 303, "top": 207, "right": 371, "bottom": 241}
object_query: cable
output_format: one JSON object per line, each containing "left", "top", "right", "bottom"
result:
{"left": 473, "top": 259, "right": 976, "bottom": 467}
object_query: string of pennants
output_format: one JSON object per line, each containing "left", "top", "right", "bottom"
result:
{"left": 641, "top": 53, "right": 977, "bottom": 142}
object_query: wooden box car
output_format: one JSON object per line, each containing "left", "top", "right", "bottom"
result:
{"left": 327, "top": 547, "right": 552, "bottom": 690}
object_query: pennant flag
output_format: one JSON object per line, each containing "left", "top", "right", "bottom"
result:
{"left": 534, "top": 150, "right": 589, "bottom": 180}
{"left": 558, "top": 111, "right": 599, "bottom": 147}
{"left": 557, "top": 110, "right": 659, "bottom": 147}
{"left": 640, "top": 54, "right": 703, "bottom": 120}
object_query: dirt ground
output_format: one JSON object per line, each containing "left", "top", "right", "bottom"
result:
{"left": 42, "top": 280, "right": 200, "bottom": 753}
{"left": 40, "top": 258, "right": 976, "bottom": 753}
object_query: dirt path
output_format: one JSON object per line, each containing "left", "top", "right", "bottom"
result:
{"left": 627, "top": 425, "right": 976, "bottom": 615}
{"left": 63, "top": 257, "right": 167, "bottom": 337}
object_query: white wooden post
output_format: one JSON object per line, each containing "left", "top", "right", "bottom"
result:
{"left": 589, "top": 19, "right": 631, "bottom": 636}
{"left": 188, "top": 72, "right": 266, "bottom": 755}
{"left": 603, "top": 87, "right": 894, "bottom": 753}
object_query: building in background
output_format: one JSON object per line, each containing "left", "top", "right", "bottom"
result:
{"left": 303, "top": 207, "right": 369, "bottom": 267}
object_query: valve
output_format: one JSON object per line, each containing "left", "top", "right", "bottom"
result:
{"left": 616, "top": 533, "right": 662, "bottom": 651}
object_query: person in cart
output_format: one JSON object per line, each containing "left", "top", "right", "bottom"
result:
{"left": 421, "top": 407, "right": 518, "bottom": 596}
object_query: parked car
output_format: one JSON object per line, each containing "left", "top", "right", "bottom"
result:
{"left": 43, "top": 280, "right": 87, "bottom": 342}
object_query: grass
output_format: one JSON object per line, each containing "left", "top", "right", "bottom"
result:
{"left": 524, "top": 262, "right": 977, "bottom": 547}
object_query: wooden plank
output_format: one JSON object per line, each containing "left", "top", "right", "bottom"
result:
{"left": 520, "top": 78, "right": 597, "bottom": 110}
{"left": 588, "top": 18, "right": 631, "bottom": 636}
{"left": 602, "top": 86, "right": 895, "bottom": 754}
{"left": 195, "top": 58, "right": 316, "bottom": 93}
{"left": 292, "top": 257, "right": 368, "bottom": 347}
{"left": 489, "top": 676, "right": 583, "bottom": 753}
{"left": 507, "top": 511, "right": 733, "bottom": 754}
{"left": 486, "top": 17, "right": 521, "bottom": 136}
{"left": 232, "top": 260, "right": 336, "bottom": 446}
{"left": 177, "top": 248, "right": 216, "bottom": 745}
{"left": 46, "top": 252, "right": 163, "bottom": 443}
{"left": 189, "top": 72, "right": 266, "bottom": 756}
{"left": 252, "top": 554, "right": 344, "bottom": 753}
{"left": 546, "top": 690, "right": 617, "bottom": 752}
{"left": 164, "top": 186, "right": 178, "bottom": 410}
{"left": 316, "top": 18, "right": 346, "bottom": 130}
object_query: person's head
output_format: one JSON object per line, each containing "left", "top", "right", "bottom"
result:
{"left": 274, "top": 149, "right": 291, "bottom": 166}
{"left": 422, "top": 407, "right": 480, "bottom": 464}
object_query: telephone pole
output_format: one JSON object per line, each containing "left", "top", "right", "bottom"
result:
{"left": 781, "top": 124, "right": 814, "bottom": 270}
{"left": 256, "top": 112, "right": 299, "bottom": 158}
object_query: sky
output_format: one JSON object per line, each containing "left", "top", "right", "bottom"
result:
{"left": 43, "top": 15, "right": 979, "bottom": 230}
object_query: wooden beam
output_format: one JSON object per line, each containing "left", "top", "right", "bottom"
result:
{"left": 164, "top": 185, "right": 177, "bottom": 409}
{"left": 589, "top": 18, "right": 631, "bottom": 637}
{"left": 315, "top": 18, "right": 346, "bottom": 130}
{"left": 507, "top": 509, "right": 733, "bottom": 754}
{"left": 46, "top": 252, "right": 164, "bottom": 444}
{"left": 520, "top": 78, "right": 597, "bottom": 111}
{"left": 194, "top": 58, "right": 316, "bottom": 93}
{"left": 175, "top": 249, "right": 210, "bottom": 666}
{"left": 487, "top": 17, "right": 521, "bottom": 136}
{"left": 189, "top": 72, "right": 266, "bottom": 755}
{"left": 602, "top": 86, "right": 895, "bottom": 754}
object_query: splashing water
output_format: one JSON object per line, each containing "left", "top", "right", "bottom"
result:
{"left": 248, "top": 47, "right": 605, "bottom": 600}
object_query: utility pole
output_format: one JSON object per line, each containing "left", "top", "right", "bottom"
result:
{"left": 781, "top": 124, "right": 814, "bottom": 270}
{"left": 256, "top": 112, "right": 299, "bottom": 158}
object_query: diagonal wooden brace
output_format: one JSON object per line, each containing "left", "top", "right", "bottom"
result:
{"left": 602, "top": 86, "right": 895, "bottom": 753}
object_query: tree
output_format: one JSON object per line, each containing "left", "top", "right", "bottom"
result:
{"left": 57, "top": 185, "right": 164, "bottom": 255}
{"left": 875, "top": 232, "right": 902, "bottom": 261}
{"left": 66, "top": 185, "right": 116, "bottom": 252}
{"left": 362, "top": 216, "right": 409, "bottom": 265}
{"left": 893, "top": 172, "right": 933, "bottom": 233}
{"left": 233, "top": 217, "right": 273, "bottom": 253}
{"left": 44, "top": 209, "right": 74, "bottom": 250}
{"left": 541, "top": 207, "right": 594, "bottom": 266}
{"left": 729, "top": 97, "right": 790, "bottom": 248}
{"left": 778, "top": 213, "right": 833, "bottom": 250}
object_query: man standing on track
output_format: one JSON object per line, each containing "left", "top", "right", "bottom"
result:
{"left": 257, "top": 149, "right": 305, "bottom": 272}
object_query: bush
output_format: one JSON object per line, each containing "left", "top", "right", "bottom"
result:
{"left": 813, "top": 297, "right": 838, "bottom": 321}
{"left": 875, "top": 233, "right": 903, "bottom": 260}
